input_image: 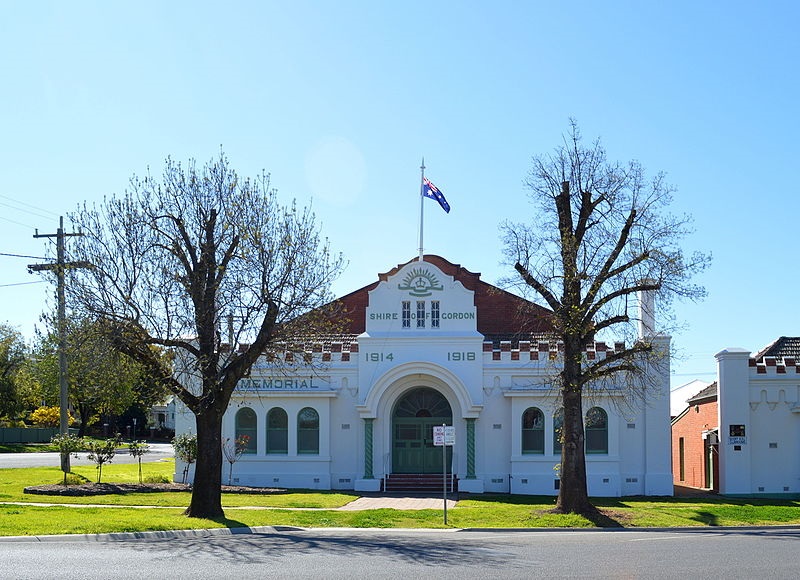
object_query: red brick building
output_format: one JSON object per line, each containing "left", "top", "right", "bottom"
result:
{"left": 671, "top": 383, "right": 719, "bottom": 490}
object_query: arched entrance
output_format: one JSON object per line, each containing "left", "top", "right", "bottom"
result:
{"left": 392, "top": 387, "right": 452, "bottom": 473}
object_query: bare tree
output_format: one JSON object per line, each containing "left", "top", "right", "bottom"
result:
{"left": 222, "top": 434, "right": 249, "bottom": 485}
{"left": 68, "top": 152, "right": 344, "bottom": 518}
{"left": 502, "top": 121, "right": 709, "bottom": 516}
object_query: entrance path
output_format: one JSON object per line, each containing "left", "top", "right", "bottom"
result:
{"left": 338, "top": 495, "right": 457, "bottom": 511}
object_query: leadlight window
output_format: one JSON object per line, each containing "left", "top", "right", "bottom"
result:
{"left": 431, "top": 300, "right": 440, "bottom": 328}
{"left": 297, "top": 407, "right": 320, "bottom": 454}
{"left": 416, "top": 300, "right": 425, "bottom": 328}
{"left": 266, "top": 407, "right": 288, "bottom": 454}
{"left": 401, "top": 301, "right": 411, "bottom": 328}
{"left": 235, "top": 407, "right": 257, "bottom": 454}
{"left": 522, "top": 407, "right": 545, "bottom": 454}
{"left": 585, "top": 407, "right": 608, "bottom": 454}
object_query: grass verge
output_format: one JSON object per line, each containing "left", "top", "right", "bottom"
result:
{"left": 3, "top": 462, "right": 800, "bottom": 536}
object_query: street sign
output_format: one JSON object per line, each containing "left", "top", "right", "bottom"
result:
{"left": 432, "top": 423, "right": 456, "bottom": 525}
{"left": 433, "top": 425, "right": 455, "bottom": 446}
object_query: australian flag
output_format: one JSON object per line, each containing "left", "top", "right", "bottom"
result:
{"left": 422, "top": 177, "right": 450, "bottom": 213}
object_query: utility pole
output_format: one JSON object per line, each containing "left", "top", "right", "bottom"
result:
{"left": 29, "top": 216, "right": 89, "bottom": 474}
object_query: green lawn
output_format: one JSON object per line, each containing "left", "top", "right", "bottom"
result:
{"left": 3, "top": 461, "right": 800, "bottom": 536}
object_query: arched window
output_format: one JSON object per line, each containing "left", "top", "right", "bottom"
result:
{"left": 553, "top": 408, "right": 564, "bottom": 455}
{"left": 585, "top": 407, "right": 608, "bottom": 454}
{"left": 235, "top": 407, "right": 257, "bottom": 454}
{"left": 266, "top": 407, "right": 288, "bottom": 454}
{"left": 521, "top": 407, "right": 544, "bottom": 454}
{"left": 297, "top": 407, "right": 319, "bottom": 454}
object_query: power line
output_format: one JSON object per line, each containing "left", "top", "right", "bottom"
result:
{"left": 0, "top": 252, "right": 49, "bottom": 260}
{"left": 0, "top": 280, "right": 45, "bottom": 288}
{"left": 0, "top": 193, "right": 60, "bottom": 218}
{"left": 0, "top": 201, "right": 55, "bottom": 222}
{"left": 0, "top": 214, "right": 35, "bottom": 229}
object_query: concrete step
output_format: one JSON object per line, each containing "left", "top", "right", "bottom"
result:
{"left": 382, "top": 474, "right": 458, "bottom": 493}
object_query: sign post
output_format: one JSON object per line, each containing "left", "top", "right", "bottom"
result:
{"left": 433, "top": 424, "right": 456, "bottom": 525}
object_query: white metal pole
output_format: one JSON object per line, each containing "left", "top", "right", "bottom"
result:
{"left": 418, "top": 158, "right": 425, "bottom": 262}
{"left": 442, "top": 422, "right": 447, "bottom": 525}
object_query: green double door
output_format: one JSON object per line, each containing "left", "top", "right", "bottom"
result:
{"left": 392, "top": 387, "right": 453, "bottom": 474}
{"left": 392, "top": 419, "right": 453, "bottom": 473}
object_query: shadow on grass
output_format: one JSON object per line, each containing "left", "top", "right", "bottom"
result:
{"left": 209, "top": 516, "right": 251, "bottom": 530}
{"left": 457, "top": 493, "right": 558, "bottom": 506}
{"left": 460, "top": 493, "right": 630, "bottom": 510}
{"left": 581, "top": 507, "right": 624, "bottom": 528}
{"left": 688, "top": 511, "right": 720, "bottom": 526}
{"left": 459, "top": 494, "right": 625, "bottom": 527}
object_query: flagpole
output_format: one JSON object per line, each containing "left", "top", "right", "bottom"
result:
{"left": 418, "top": 157, "right": 425, "bottom": 262}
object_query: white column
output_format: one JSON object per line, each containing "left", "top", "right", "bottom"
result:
{"left": 644, "top": 334, "right": 674, "bottom": 495}
{"left": 715, "top": 347, "right": 751, "bottom": 495}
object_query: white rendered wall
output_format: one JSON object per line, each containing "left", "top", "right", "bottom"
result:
{"left": 642, "top": 335, "right": 674, "bottom": 495}
{"left": 716, "top": 348, "right": 752, "bottom": 495}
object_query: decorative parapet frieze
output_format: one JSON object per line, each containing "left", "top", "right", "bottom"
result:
{"left": 231, "top": 337, "right": 361, "bottom": 367}
{"left": 482, "top": 339, "right": 626, "bottom": 364}
{"left": 751, "top": 356, "right": 800, "bottom": 375}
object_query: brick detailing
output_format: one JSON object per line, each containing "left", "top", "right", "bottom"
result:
{"left": 750, "top": 357, "right": 800, "bottom": 374}
{"left": 482, "top": 340, "right": 626, "bottom": 363}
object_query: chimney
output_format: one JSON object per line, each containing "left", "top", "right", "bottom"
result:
{"left": 637, "top": 280, "right": 656, "bottom": 339}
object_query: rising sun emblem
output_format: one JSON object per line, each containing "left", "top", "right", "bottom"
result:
{"left": 397, "top": 268, "right": 444, "bottom": 297}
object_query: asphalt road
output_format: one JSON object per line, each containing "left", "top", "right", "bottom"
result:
{"left": 2, "top": 527, "right": 800, "bottom": 579}
{"left": 0, "top": 443, "right": 174, "bottom": 469}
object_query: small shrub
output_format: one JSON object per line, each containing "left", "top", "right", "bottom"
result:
{"left": 172, "top": 433, "right": 198, "bottom": 484}
{"left": 63, "top": 473, "right": 89, "bottom": 485}
{"left": 31, "top": 406, "right": 75, "bottom": 428}
{"left": 143, "top": 474, "right": 171, "bottom": 484}
{"left": 128, "top": 440, "right": 151, "bottom": 484}
{"left": 50, "top": 433, "right": 86, "bottom": 484}
{"left": 85, "top": 434, "right": 122, "bottom": 483}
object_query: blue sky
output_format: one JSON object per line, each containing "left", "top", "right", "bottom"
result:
{"left": 1, "top": 1, "right": 797, "bottom": 388}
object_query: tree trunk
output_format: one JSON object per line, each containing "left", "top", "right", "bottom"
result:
{"left": 77, "top": 403, "right": 91, "bottom": 437}
{"left": 555, "top": 341, "right": 593, "bottom": 515}
{"left": 556, "top": 387, "right": 592, "bottom": 513}
{"left": 185, "top": 409, "right": 225, "bottom": 519}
